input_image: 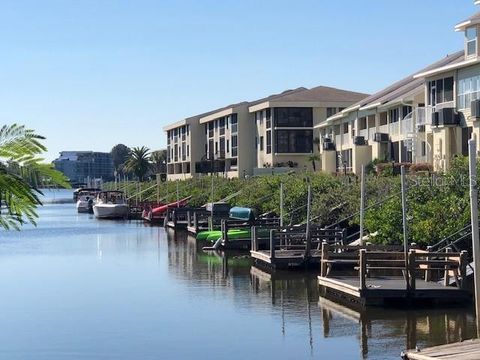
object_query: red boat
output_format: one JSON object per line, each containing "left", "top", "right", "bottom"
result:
{"left": 142, "top": 197, "right": 191, "bottom": 223}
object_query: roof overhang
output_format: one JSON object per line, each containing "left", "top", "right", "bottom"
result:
{"left": 413, "top": 57, "right": 480, "bottom": 78}
{"left": 163, "top": 119, "right": 188, "bottom": 132}
{"left": 359, "top": 102, "right": 382, "bottom": 111}
{"left": 199, "top": 107, "right": 234, "bottom": 124}
{"left": 455, "top": 19, "right": 480, "bottom": 32}
{"left": 249, "top": 101, "right": 270, "bottom": 113}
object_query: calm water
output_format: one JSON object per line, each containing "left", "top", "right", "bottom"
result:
{"left": 0, "top": 189, "right": 476, "bottom": 360}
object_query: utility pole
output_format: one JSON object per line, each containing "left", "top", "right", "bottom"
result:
{"left": 359, "top": 165, "right": 366, "bottom": 246}
{"left": 468, "top": 139, "right": 480, "bottom": 336}
{"left": 401, "top": 165, "right": 409, "bottom": 291}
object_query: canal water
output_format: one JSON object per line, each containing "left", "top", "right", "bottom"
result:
{"left": 0, "top": 189, "right": 476, "bottom": 360}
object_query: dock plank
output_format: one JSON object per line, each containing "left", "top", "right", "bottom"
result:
{"left": 403, "top": 339, "right": 480, "bottom": 359}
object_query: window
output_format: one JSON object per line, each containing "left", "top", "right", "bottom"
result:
{"left": 231, "top": 114, "right": 238, "bottom": 133}
{"left": 458, "top": 74, "right": 480, "bottom": 109}
{"left": 231, "top": 135, "right": 238, "bottom": 157}
{"left": 226, "top": 139, "right": 229, "bottom": 153}
{"left": 186, "top": 145, "right": 189, "bottom": 157}
{"left": 444, "top": 77, "right": 454, "bottom": 102}
{"left": 402, "top": 106, "right": 412, "bottom": 119}
{"left": 266, "top": 108, "right": 271, "bottom": 129}
{"left": 266, "top": 130, "right": 271, "bottom": 154}
{"left": 208, "top": 122, "right": 214, "bottom": 138}
{"left": 274, "top": 108, "right": 313, "bottom": 127}
{"left": 327, "top": 107, "right": 337, "bottom": 118}
{"left": 343, "top": 123, "right": 349, "bottom": 134}
{"left": 181, "top": 142, "right": 186, "bottom": 161}
{"left": 260, "top": 136, "right": 264, "bottom": 151}
{"left": 208, "top": 140, "right": 214, "bottom": 159}
{"left": 219, "top": 117, "right": 225, "bottom": 136}
{"left": 219, "top": 137, "right": 225, "bottom": 158}
{"left": 389, "top": 108, "right": 399, "bottom": 123}
{"left": 275, "top": 130, "right": 313, "bottom": 153}
{"left": 467, "top": 27, "right": 477, "bottom": 56}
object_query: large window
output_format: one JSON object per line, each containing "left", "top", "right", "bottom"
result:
{"left": 389, "top": 108, "right": 399, "bottom": 123}
{"left": 458, "top": 75, "right": 480, "bottom": 109}
{"left": 266, "top": 109, "right": 271, "bottom": 129}
{"left": 467, "top": 27, "right": 477, "bottom": 57}
{"left": 274, "top": 108, "right": 313, "bottom": 127}
{"left": 266, "top": 130, "right": 271, "bottom": 154}
{"left": 275, "top": 130, "right": 313, "bottom": 153}
{"left": 231, "top": 135, "right": 238, "bottom": 157}
{"left": 208, "top": 122, "right": 214, "bottom": 138}
{"left": 327, "top": 107, "right": 338, "bottom": 118}
{"left": 231, "top": 114, "right": 238, "bottom": 133}
{"left": 428, "top": 77, "right": 454, "bottom": 105}
{"left": 219, "top": 118, "right": 225, "bottom": 136}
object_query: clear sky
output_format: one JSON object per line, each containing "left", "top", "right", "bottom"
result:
{"left": 0, "top": 0, "right": 477, "bottom": 161}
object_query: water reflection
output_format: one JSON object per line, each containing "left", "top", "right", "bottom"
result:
{"left": 0, "top": 200, "right": 476, "bottom": 360}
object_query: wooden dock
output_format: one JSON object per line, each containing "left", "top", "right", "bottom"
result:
{"left": 319, "top": 248, "right": 471, "bottom": 307}
{"left": 402, "top": 339, "right": 480, "bottom": 359}
{"left": 250, "top": 226, "right": 346, "bottom": 270}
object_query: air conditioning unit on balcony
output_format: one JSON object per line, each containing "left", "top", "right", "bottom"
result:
{"left": 432, "top": 108, "right": 459, "bottom": 126}
{"left": 323, "top": 142, "right": 335, "bottom": 151}
{"left": 354, "top": 136, "right": 366, "bottom": 146}
{"left": 471, "top": 99, "right": 480, "bottom": 118}
{"left": 417, "top": 125, "right": 426, "bottom": 133}
{"left": 323, "top": 137, "right": 332, "bottom": 143}
{"left": 374, "top": 133, "right": 389, "bottom": 143}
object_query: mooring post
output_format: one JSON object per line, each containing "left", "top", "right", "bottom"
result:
{"left": 359, "top": 165, "right": 366, "bottom": 246}
{"left": 408, "top": 250, "right": 416, "bottom": 292}
{"left": 270, "top": 229, "right": 276, "bottom": 261}
{"left": 460, "top": 250, "right": 468, "bottom": 290}
{"left": 223, "top": 220, "right": 229, "bottom": 245}
{"left": 156, "top": 174, "right": 160, "bottom": 204}
{"left": 176, "top": 180, "right": 179, "bottom": 208}
{"left": 359, "top": 249, "right": 366, "bottom": 291}
{"left": 444, "top": 247, "right": 452, "bottom": 287}
{"left": 320, "top": 241, "right": 329, "bottom": 277}
{"left": 304, "top": 184, "right": 312, "bottom": 258}
{"left": 251, "top": 226, "right": 257, "bottom": 252}
{"left": 401, "top": 165, "right": 410, "bottom": 292}
{"left": 468, "top": 138, "right": 480, "bottom": 337}
{"left": 280, "top": 182, "right": 284, "bottom": 228}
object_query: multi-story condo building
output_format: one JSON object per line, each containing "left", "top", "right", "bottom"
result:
{"left": 164, "top": 112, "right": 210, "bottom": 180}
{"left": 164, "top": 87, "right": 368, "bottom": 180}
{"left": 53, "top": 151, "right": 114, "bottom": 183}
{"left": 317, "top": 3, "right": 480, "bottom": 175}
{"left": 317, "top": 53, "right": 463, "bottom": 174}
{"left": 250, "top": 86, "right": 368, "bottom": 173}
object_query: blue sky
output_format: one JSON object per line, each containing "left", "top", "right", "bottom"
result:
{"left": 0, "top": 0, "right": 477, "bottom": 161}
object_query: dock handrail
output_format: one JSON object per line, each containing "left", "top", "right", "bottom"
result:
{"left": 356, "top": 250, "right": 468, "bottom": 291}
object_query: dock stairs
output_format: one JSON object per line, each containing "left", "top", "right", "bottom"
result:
{"left": 428, "top": 224, "right": 476, "bottom": 285}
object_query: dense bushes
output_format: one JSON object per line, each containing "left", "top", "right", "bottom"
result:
{"left": 105, "top": 156, "right": 479, "bottom": 247}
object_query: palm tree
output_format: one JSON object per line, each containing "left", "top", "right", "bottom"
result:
{"left": 150, "top": 149, "right": 167, "bottom": 174}
{"left": 307, "top": 153, "right": 320, "bottom": 172}
{"left": 124, "top": 146, "right": 151, "bottom": 181}
{"left": 0, "top": 124, "right": 69, "bottom": 230}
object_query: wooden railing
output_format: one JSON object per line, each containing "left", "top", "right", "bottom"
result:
{"left": 252, "top": 226, "right": 346, "bottom": 257}
{"left": 322, "top": 248, "right": 469, "bottom": 291}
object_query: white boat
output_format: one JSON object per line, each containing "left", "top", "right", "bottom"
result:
{"left": 93, "top": 191, "right": 129, "bottom": 219}
{"left": 76, "top": 190, "right": 99, "bottom": 213}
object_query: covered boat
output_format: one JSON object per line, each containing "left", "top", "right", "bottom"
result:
{"left": 93, "top": 191, "right": 129, "bottom": 219}
{"left": 76, "top": 190, "right": 100, "bottom": 213}
{"left": 229, "top": 207, "right": 255, "bottom": 222}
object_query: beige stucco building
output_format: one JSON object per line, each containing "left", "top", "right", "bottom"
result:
{"left": 164, "top": 86, "right": 367, "bottom": 180}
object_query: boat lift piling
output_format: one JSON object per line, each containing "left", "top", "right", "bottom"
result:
{"left": 468, "top": 138, "right": 480, "bottom": 336}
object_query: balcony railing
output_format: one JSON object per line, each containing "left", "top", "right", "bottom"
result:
{"left": 378, "top": 124, "right": 388, "bottom": 134}
{"left": 389, "top": 121, "right": 400, "bottom": 136}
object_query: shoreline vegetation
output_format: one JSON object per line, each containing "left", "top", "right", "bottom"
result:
{"left": 104, "top": 156, "right": 476, "bottom": 247}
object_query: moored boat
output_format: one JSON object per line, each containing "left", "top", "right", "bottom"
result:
{"left": 76, "top": 190, "right": 100, "bottom": 213}
{"left": 143, "top": 196, "right": 191, "bottom": 223}
{"left": 93, "top": 191, "right": 129, "bottom": 219}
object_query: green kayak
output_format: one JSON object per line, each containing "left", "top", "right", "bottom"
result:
{"left": 196, "top": 228, "right": 269, "bottom": 243}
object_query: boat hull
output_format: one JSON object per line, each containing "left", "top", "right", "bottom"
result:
{"left": 93, "top": 204, "right": 129, "bottom": 219}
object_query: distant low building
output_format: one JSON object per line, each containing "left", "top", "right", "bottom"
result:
{"left": 53, "top": 151, "right": 114, "bottom": 184}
